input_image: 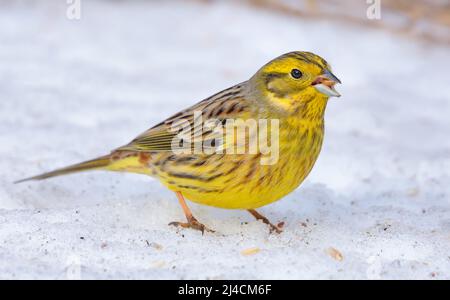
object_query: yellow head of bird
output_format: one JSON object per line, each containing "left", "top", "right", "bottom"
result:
{"left": 251, "top": 51, "right": 341, "bottom": 106}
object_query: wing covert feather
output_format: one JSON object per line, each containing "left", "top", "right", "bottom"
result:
{"left": 116, "top": 82, "right": 252, "bottom": 153}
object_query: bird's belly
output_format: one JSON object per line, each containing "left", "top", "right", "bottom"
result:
{"left": 151, "top": 139, "right": 322, "bottom": 209}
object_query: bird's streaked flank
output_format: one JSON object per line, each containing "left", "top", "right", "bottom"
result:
{"left": 16, "top": 51, "right": 341, "bottom": 234}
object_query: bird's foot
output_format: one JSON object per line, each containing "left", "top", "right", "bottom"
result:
{"left": 262, "top": 219, "right": 283, "bottom": 234}
{"left": 247, "top": 209, "right": 283, "bottom": 234}
{"left": 169, "top": 216, "right": 215, "bottom": 235}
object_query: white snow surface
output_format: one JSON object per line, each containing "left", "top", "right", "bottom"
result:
{"left": 1, "top": 0, "right": 449, "bottom": 279}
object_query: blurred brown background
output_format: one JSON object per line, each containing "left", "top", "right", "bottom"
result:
{"left": 213, "top": 0, "right": 450, "bottom": 44}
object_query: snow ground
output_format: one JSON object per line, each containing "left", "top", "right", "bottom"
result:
{"left": 0, "top": 0, "right": 449, "bottom": 279}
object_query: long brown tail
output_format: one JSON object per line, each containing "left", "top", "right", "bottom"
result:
{"left": 14, "top": 155, "right": 111, "bottom": 184}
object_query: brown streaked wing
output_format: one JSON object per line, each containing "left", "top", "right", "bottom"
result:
{"left": 116, "top": 82, "right": 251, "bottom": 153}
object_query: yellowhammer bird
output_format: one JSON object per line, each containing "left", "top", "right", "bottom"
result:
{"left": 16, "top": 51, "right": 341, "bottom": 234}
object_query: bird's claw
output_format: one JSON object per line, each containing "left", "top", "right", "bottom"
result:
{"left": 266, "top": 222, "right": 282, "bottom": 234}
{"left": 169, "top": 217, "right": 215, "bottom": 234}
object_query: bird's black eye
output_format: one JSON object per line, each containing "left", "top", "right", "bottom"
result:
{"left": 290, "top": 69, "right": 302, "bottom": 79}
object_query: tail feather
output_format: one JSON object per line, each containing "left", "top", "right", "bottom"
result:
{"left": 14, "top": 155, "right": 111, "bottom": 184}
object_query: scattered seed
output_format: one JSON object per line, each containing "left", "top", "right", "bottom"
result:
{"left": 407, "top": 188, "right": 420, "bottom": 197}
{"left": 149, "top": 242, "right": 163, "bottom": 250}
{"left": 241, "top": 247, "right": 260, "bottom": 256}
{"left": 326, "top": 247, "right": 343, "bottom": 261}
{"left": 150, "top": 260, "right": 166, "bottom": 268}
